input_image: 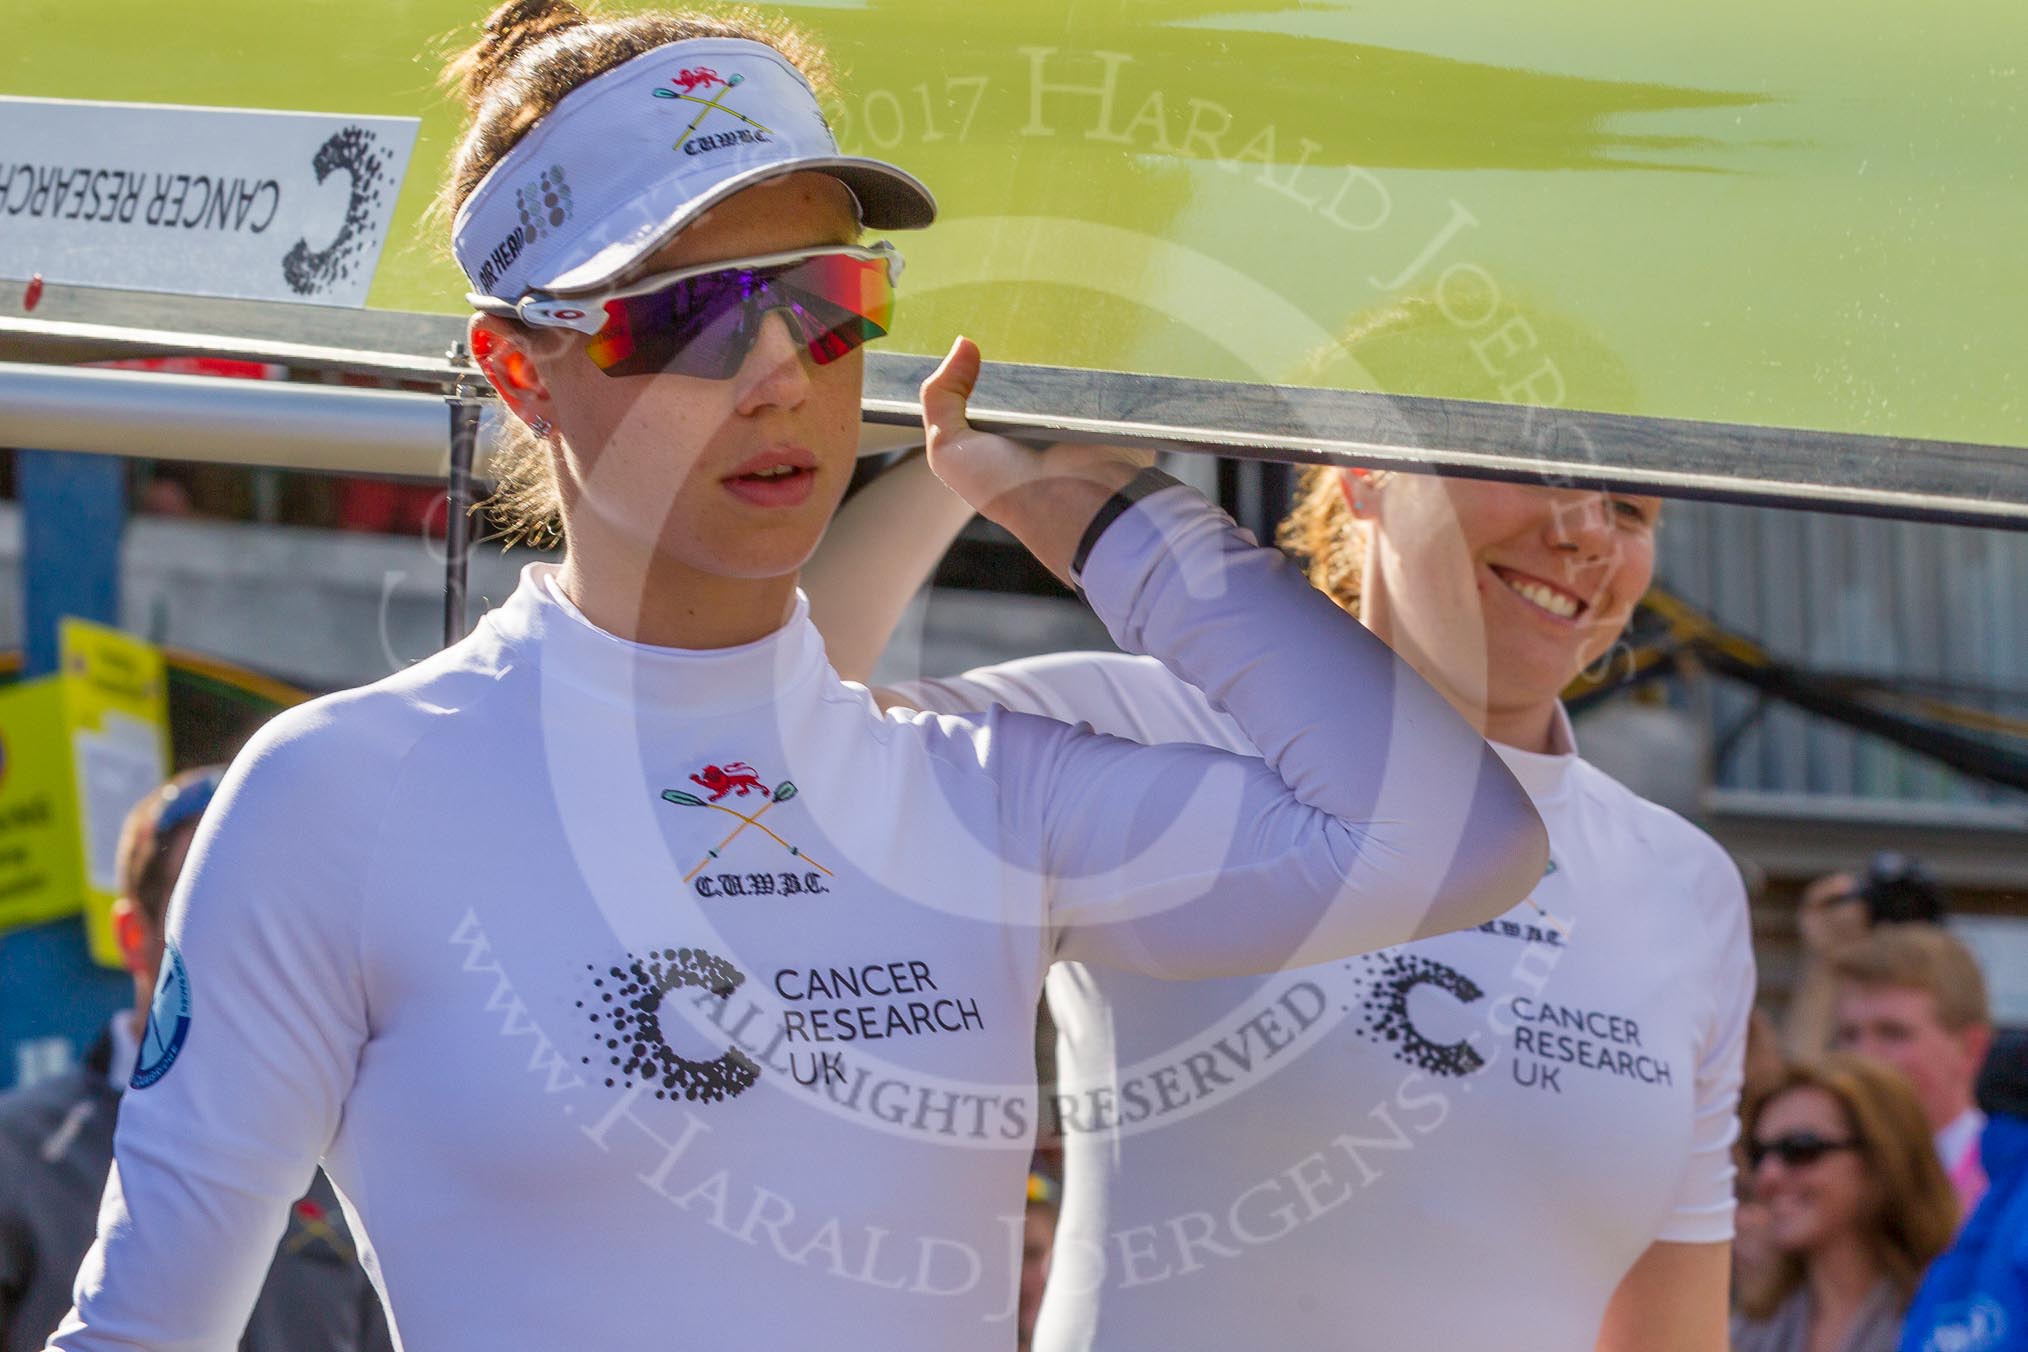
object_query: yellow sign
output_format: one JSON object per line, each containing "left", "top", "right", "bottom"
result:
{"left": 0, "top": 620, "right": 170, "bottom": 966}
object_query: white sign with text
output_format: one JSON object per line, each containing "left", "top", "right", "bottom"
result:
{"left": 0, "top": 97, "right": 419, "bottom": 306}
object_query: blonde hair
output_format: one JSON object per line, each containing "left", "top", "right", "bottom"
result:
{"left": 1740, "top": 1054, "right": 1960, "bottom": 1320}
{"left": 434, "top": 0, "right": 837, "bottom": 547}
{"left": 1276, "top": 466, "right": 1383, "bottom": 614}
{"left": 1832, "top": 923, "right": 1991, "bottom": 1031}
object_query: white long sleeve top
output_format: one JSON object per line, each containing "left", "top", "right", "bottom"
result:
{"left": 890, "top": 651, "right": 1755, "bottom": 1351}
{"left": 52, "top": 483, "right": 1542, "bottom": 1350}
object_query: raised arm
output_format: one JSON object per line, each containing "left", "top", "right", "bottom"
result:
{"left": 805, "top": 366, "right": 1151, "bottom": 686}
{"left": 914, "top": 339, "right": 1549, "bottom": 970}
{"left": 50, "top": 709, "right": 379, "bottom": 1351}
{"left": 803, "top": 449, "right": 973, "bottom": 684}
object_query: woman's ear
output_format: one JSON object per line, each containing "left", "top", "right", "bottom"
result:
{"left": 469, "top": 314, "right": 557, "bottom": 435}
{"left": 1336, "top": 466, "right": 1384, "bottom": 521}
{"left": 111, "top": 897, "right": 150, "bottom": 975}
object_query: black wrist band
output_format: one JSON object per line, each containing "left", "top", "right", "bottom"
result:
{"left": 1069, "top": 466, "right": 1182, "bottom": 588}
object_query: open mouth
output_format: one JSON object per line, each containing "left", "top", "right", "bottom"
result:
{"left": 732, "top": 464, "right": 810, "bottom": 484}
{"left": 1488, "top": 564, "right": 1588, "bottom": 622}
{"left": 721, "top": 455, "right": 817, "bottom": 507}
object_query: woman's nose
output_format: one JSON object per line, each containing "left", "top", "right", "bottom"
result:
{"left": 734, "top": 309, "right": 813, "bottom": 413}
{"left": 1544, "top": 490, "right": 1616, "bottom": 557}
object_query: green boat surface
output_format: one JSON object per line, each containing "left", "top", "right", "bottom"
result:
{"left": 5, "top": 0, "right": 2023, "bottom": 449}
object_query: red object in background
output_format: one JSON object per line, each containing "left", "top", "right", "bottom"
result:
{"left": 86, "top": 357, "right": 451, "bottom": 536}
{"left": 23, "top": 274, "right": 43, "bottom": 311}
{"left": 329, "top": 372, "right": 449, "bottom": 539}
{"left": 97, "top": 355, "right": 285, "bottom": 380}
{"left": 337, "top": 478, "right": 448, "bottom": 539}
{"left": 91, "top": 357, "right": 289, "bottom": 518}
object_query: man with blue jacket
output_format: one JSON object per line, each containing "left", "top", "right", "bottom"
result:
{"left": 1901, "top": 1031, "right": 2028, "bottom": 1352}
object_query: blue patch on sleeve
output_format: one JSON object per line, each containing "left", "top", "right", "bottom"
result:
{"left": 131, "top": 943, "right": 192, "bottom": 1090}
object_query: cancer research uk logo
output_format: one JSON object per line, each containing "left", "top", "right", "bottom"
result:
{"left": 130, "top": 942, "right": 193, "bottom": 1090}
{"left": 474, "top": 164, "right": 575, "bottom": 294}
{"left": 651, "top": 67, "right": 775, "bottom": 157}
{"left": 281, "top": 125, "right": 394, "bottom": 299}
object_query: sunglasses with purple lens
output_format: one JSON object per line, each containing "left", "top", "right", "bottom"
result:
{"left": 469, "top": 243, "right": 901, "bottom": 381}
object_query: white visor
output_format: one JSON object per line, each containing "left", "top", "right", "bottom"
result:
{"left": 452, "top": 36, "right": 935, "bottom": 303}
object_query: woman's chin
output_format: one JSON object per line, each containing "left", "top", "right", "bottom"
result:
{"left": 1765, "top": 1206, "right": 1830, "bottom": 1254}
{"left": 1473, "top": 655, "right": 1582, "bottom": 715}
{"left": 663, "top": 527, "right": 828, "bottom": 583}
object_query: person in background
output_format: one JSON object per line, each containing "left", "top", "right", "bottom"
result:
{"left": 1784, "top": 853, "right": 1948, "bottom": 1062}
{"left": 1748, "top": 1007, "right": 1791, "bottom": 1116}
{"left": 0, "top": 769, "right": 392, "bottom": 1352}
{"left": 1830, "top": 926, "right": 1995, "bottom": 1217}
{"left": 1734, "top": 1055, "right": 1959, "bottom": 1352}
{"left": 809, "top": 379, "right": 1754, "bottom": 1346}
{"left": 1736, "top": 1009, "right": 1793, "bottom": 1309}
{"left": 1738, "top": 1176, "right": 1778, "bottom": 1318}
{"left": 1899, "top": 1033, "right": 2028, "bottom": 1352}
{"left": 1019, "top": 1172, "right": 1060, "bottom": 1352}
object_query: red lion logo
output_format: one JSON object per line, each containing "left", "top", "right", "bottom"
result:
{"left": 671, "top": 67, "right": 725, "bottom": 95}
{"left": 691, "top": 762, "right": 769, "bottom": 802}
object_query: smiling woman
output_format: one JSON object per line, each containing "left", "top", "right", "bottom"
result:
{"left": 1282, "top": 467, "right": 1662, "bottom": 751}
{"left": 1734, "top": 1056, "right": 1959, "bottom": 1352}
{"left": 804, "top": 275, "right": 1745, "bottom": 1352}
{"left": 41, "top": 3, "right": 1551, "bottom": 1348}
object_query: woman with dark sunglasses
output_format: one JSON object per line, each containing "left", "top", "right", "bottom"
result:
{"left": 1734, "top": 1055, "right": 1959, "bottom": 1352}
{"left": 47, "top": 3, "right": 1546, "bottom": 1348}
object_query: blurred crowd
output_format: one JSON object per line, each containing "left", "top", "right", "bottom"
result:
{"left": 0, "top": 769, "right": 391, "bottom": 1352}
{"left": 1732, "top": 855, "right": 2025, "bottom": 1352}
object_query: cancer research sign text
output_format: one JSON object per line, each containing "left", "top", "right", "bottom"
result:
{"left": 0, "top": 97, "right": 419, "bottom": 307}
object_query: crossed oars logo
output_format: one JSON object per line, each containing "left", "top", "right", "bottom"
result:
{"left": 652, "top": 73, "right": 775, "bottom": 150}
{"left": 281, "top": 1199, "right": 356, "bottom": 1263}
{"left": 662, "top": 779, "right": 834, "bottom": 883}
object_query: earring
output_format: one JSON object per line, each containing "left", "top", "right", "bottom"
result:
{"left": 527, "top": 415, "right": 553, "bottom": 438}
